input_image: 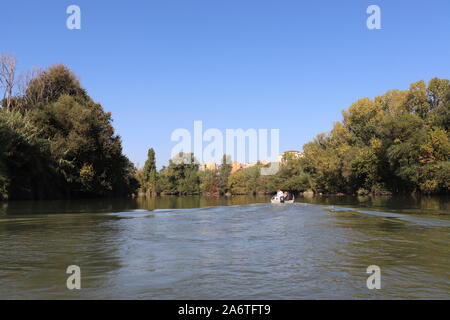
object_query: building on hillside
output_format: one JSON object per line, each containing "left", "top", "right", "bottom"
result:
{"left": 243, "top": 161, "right": 271, "bottom": 169}
{"left": 228, "top": 161, "right": 273, "bottom": 173}
{"left": 231, "top": 162, "right": 244, "bottom": 173}
{"left": 277, "top": 150, "right": 303, "bottom": 163}
{"left": 199, "top": 162, "right": 218, "bottom": 171}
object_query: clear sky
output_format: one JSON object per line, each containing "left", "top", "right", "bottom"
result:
{"left": 2, "top": 0, "right": 450, "bottom": 168}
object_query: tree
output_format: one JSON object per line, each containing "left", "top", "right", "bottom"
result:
{"left": 417, "top": 127, "right": 450, "bottom": 193}
{"left": 228, "top": 169, "right": 248, "bottom": 195}
{"left": 199, "top": 169, "right": 218, "bottom": 195}
{"left": 0, "top": 58, "right": 138, "bottom": 200}
{"left": 25, "top": 64, "right": 88, "bottom": 107}
{"left": 142, "top": 148, "right": 157, "bottom": 195}
{"left": 343, "top": 98, "right": 383, "bottom": 143}
{"left": 300, "top": 78, "right": 450, "bottom": 195}
{"left": 0, "top": 54, "right": 17, "bottom": 111}
{"left": 407, "top": 81, "right": 429, "bottom": 118}
{"left": 0, "top": 109, "right": 55, "bottom": 200}
{"left": 218, "top": 155, "right": 231, "bottom": 194}
{"left": 158, "top": 153, "right": 200, "bottom": 195}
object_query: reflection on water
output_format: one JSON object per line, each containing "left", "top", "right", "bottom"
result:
{"left": 0, "top": 195, "right": 449, "bottom": 299}
{"left": 0, "top": 195, "right": 270, "bottom": 216}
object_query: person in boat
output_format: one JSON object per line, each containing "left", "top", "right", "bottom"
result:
{"left": 276, "top": 189, "right": 285, "bottom": 201}
{"left": 284, "top": 191, "right": 293, "bottom": 201}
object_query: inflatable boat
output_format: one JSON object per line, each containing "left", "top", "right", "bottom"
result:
{"left": 271, "top": 195, "right": 295, "bottom": 204}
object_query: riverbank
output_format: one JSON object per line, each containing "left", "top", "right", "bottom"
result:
{"left": 2, "top": 194, "right": 449, "bottom": 215}
{"left": 134, "top": 188, "right": 444, "bottom": 200}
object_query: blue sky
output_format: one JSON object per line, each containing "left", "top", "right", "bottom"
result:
{"left": 2, "top": 0, "right": 450, "bottom": 168}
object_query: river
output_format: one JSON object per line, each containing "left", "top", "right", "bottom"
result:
{"left": 0, "top": 195, "right": 449, "bottom": 299}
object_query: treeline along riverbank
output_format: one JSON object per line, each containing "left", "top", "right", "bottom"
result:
{"left": 0, "top": 55, "right": 138, "bottom": 200}
{"left": 1, "top": 54, "right": 449, "bottom": 200}
{"left": 138, "top": 80, "right": 450, "bottom": 197}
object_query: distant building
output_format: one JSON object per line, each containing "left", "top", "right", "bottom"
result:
{"left": 228, "top": 161, "right": 272, "bottom": 173}
{"left": 231, "top": 162, "right": 244, "bottom": 173}
{"left": 278, "top": 150, "right": 303, "bottom": 163}
{"left": 199, "top": 162, "right": 218, "bottom": 171}
{"left": 243, "top": 161, "right": 270, "bottom": 169}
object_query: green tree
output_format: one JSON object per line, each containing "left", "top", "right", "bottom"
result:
{"left": 159, "top": 153, "right": 200, "bottom": 195}
{"left": 300, "top": 78, "right": 450, "bottom": 195}
{"left": 0, "top": 61, "right": 138, "bottom": 200}
{"left": 228, "top": 169, "right": 248, "bottom": 195}
{"left": 199, "top": 169, "right": 219, "bottom": 195}
{"left": 142, "top": 148, "right": 157, "bottom": 195}
{"left": 218, "top": 155, "right": 231, "bottom": 194}
{"left": 0, "top": 109, "right": 55, "bottom": 200}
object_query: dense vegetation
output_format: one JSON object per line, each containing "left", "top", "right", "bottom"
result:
{"left": 138, "top": 78, "right": 449, "bottom": 196}
{"left": 300, "top": 78, "right": 449, "bottom": 195}
{"left": 137, "top": 154, "right": 232, "bottom": 196}
{"left": 137, "top": 151, "right": 309, "bottom": 196}
{"left": 0, "top": 58, "right": 137, "bottom": 200}
{"left": 1, "top": 53, "right": 448, "bottom": 200}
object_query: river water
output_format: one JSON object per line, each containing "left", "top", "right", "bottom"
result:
{"left": 0, "top": 195, "right": 449, "bottom": 299}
